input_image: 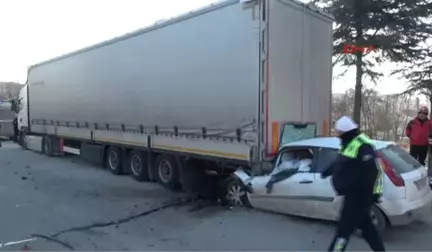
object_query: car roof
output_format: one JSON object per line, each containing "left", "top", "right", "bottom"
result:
{"left": 281, "top": 137, "right": 394, "bottom": 150}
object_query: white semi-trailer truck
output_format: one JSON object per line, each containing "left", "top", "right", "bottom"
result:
{"left": 15, "top": 0, "right": 333, "bottom": 192}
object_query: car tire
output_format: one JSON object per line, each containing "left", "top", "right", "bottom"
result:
{"left": 225, "top": 176, "right": 251, "bottom": 208}
{"left": 106, "top": 147, "right": 123, "bottom": 175}
{"left": 155, "top": 154, "right": 180, "bottom": 191}
{"left": 129, "top": 151, "right": 150, "bottom": 182}
{"left": 371, "top": 205, "right": 387, "bottom": 235}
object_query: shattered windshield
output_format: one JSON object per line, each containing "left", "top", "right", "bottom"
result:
{"left": 280, "top": 124, "right": 317, "bottom": 146}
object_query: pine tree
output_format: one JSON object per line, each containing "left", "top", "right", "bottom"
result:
{"left": 399, "top": 53, "right": 432, "bottom": 111}
{"left": 312, "top": 0, "right": 432, "bottom": 124}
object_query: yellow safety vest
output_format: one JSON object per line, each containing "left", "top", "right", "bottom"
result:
{"left": 339, "top": 133, "right": 384, "bottom": 195}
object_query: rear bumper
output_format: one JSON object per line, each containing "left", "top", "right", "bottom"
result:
{"left": 382, "top": 192, "right": 432, "bottom": 226}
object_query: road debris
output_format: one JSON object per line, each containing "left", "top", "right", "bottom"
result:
{"left": 0, "top": 238, "right": 37, "bottom": 248}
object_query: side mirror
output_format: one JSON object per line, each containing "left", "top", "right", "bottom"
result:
{"left": 10, "top": 100, "right": 17, "bottom": 112}
{"left": 10, "top": 98, "right": 22, "bottom": 113}
{"left": 10, "top": 98, "right": 21, "bottom": 113}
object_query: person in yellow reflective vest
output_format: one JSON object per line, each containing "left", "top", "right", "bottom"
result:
{"left": 321, "top": 116, "right": 385, "bottom": 252}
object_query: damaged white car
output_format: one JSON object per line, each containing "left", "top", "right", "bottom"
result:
{"left": 226, "top": 137, "right": 432, "bottom": 234}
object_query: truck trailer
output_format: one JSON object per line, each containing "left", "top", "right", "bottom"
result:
{"left": 15, "top": 0, "right": 333, "bottom": 193}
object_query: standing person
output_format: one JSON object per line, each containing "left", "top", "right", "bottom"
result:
{"left": 405, "top": 106, "right": 431, "bottom": 166}
{"left": 12, "top": 116, "right": 18, "bottom": 143}
{"left": 321, "top": 116, "right": 385, "bottom": 252}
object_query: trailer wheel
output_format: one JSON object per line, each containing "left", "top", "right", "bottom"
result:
{"left": 155, "top": 154, "right": 180, "bottom": 191}
{"left": 42, "top": 136, "right": 53, "bottom": 157}
{"left": 129, "top": 151, "right": 149, "bottom": 181}
{"left": 106, "top": 147, "right": 123, "bottom": 175}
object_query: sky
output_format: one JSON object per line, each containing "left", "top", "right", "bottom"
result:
{"left": 0, "top": 0, "right": 416, "bottom": 96}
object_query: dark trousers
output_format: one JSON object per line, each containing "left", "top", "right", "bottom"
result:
{"left": 409, "top": 145, "right": 428, "bottom": 166}
{"left": 328, "top": 198, "right": 385, "bottom": 251}
{"left": 13, "top": 119, "right": 18, "bottom": 143}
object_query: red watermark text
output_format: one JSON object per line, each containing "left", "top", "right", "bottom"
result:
{"left": 343, "top": 44, "right": 377, "bottom": 54}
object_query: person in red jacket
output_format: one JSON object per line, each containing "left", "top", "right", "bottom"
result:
{"left": 405, "top": 106, "right": 432, "bottom": 165}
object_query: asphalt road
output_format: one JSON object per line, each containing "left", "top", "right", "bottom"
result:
{"left": 1, "top": 141, "right": 432, "bottom": 251}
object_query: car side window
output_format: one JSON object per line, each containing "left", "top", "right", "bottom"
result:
{"left": 274, "top": 148, "right": 314, "bottom": 174}
{"left": 315, "top": 148, "right": 339, "bottom": 173}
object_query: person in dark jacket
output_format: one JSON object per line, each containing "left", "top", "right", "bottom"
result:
{"left": 405, "top": 106, "right": 431, "bottom": 166}
{"left": 12, "top": 117, "right": 18, "bottom": 143}
{"left": 322, "top": 116, "right": 385, "bottom": 252}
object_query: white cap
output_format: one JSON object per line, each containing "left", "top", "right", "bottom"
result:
{"left": 335, "top": 116, "right": 358, "bottom": 133}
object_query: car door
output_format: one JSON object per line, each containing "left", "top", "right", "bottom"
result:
{"left": 248, "top": 147, "right": 318, "bottom": 217}
{"left": 311, "top": 147, "right": 342, "bottom": 221}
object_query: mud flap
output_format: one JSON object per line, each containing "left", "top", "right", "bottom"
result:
{"left": 81, "top": 143, "right": 104, "bottom": 166}
{"left": 46, "top": 136, "right": 63, "bottom": 156}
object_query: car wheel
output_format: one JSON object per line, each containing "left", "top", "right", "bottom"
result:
{"left": 371, "top": 205, "right": 387, "bottom": 235}
{"left": 225, "top": 177, "right": 251, "bottom": 208}
{"left": 106, "top": 147, "right": 123, "bottom": 175}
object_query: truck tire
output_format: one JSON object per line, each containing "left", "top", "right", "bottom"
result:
{"left": 128, "top": 150, "right": 150, "bottom": 181}
{"left": 155, "top": 154, "right": 180, "bottom": 191}
{"left": 42, "top": 136, "right": 54, "bottom": 157}
{"left": 106, "top": 147, "right": 123, "bottom": 175}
